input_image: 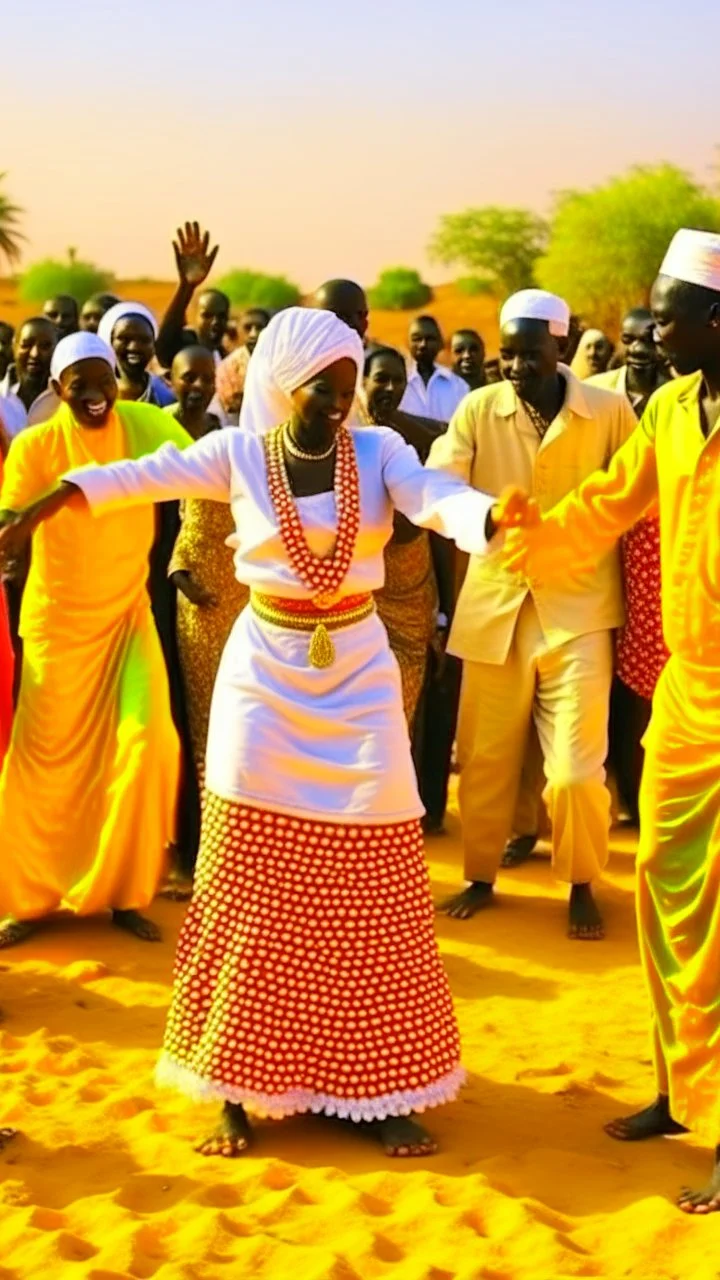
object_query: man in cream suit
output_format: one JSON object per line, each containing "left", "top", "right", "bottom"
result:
{"left": 429, "top": 289, "right": 637, "bottom": 939}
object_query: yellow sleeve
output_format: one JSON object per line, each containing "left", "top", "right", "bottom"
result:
{"left": 547, "top": 405, "right": 659, "bottom": 562}
{"left": 0, "top": 426, "right": 53, "bottom": 512}
{"left": 426, "top": 395, "right": 476, "bottom": 483}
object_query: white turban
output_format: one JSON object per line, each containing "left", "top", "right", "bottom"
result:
{"left": 50, "top": 332, "right": 115, "bottom": 382}
{"left": 500, "top": 289, "right": 570, "bottom": 338}
{"left": 97, "top": 301, "right": 158, "bottom": 348}
{"left": 659, "top": 229, "right": 720, "bottom": 293}
{"left": 239, "top": 307, "right": 364, "bottom": 436}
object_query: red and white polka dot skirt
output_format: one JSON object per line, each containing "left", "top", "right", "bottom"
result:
{"left": 156, "top": 792, "right": 464, "bottom": 1121}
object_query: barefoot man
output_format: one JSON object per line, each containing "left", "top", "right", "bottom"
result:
{"left": 502, "top": 230, "right": 720, "bottom": 1211}
{"left": 430, "top": 289, "right": 636, "bottom": 939}
{"left": 0, "top": 332, "right": 191, "bottom": 948}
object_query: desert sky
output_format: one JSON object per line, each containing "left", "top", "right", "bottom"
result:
{"left": 2, "top": 0, "right": 720, "bottom": 287}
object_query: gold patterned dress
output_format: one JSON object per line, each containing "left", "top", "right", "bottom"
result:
{"left": 169, "top": 497, "right": 249, "bottom": 781}
{"left": 374, "top": 516, "right": 437, "bottom": 728}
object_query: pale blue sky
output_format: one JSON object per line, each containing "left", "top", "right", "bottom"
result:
{"left": 2, "top": 0, "right": 719, "bottom": 285}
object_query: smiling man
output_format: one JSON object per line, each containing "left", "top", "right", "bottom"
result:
{"left": 0, "top": 332, "right": 191, "bottom": 951}
{"left": 0, "top": 317, "right": 59, "bottom": 438}
{"left": 428, "top": 289, "right": 636, "bottom": 940}
{"left": 500, "top": 230, "right": 720, "bottom": 1214}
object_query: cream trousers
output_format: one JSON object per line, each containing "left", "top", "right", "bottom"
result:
{"left": 456, "top": 597, "right": 612, "bottom": 884}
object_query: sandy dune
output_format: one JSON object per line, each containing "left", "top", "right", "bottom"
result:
{"left": 1, "top": 804, "right": 719, "bottom": 1279}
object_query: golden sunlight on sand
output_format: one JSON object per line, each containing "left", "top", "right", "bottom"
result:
{"left": 1, "top": 799, "right": 719, "bottom": 1279}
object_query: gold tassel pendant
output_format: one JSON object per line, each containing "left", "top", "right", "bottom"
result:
{"left": 308, "top": 622, "right": 335, "bottom": 669}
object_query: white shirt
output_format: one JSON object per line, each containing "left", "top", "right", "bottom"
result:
{"left": 0, "top": 386, "right": 59, "bottom": 439}
{"left": 399, "top": 364, "right": 469, "bottom": 423}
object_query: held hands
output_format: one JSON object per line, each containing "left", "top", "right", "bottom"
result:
{"left": 490, "top": 485, "right": 540, "bottom": 532}
{"left": 173, "top": 222, "right": 219, "bottom": 289}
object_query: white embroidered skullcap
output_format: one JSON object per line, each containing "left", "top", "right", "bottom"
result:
{"left": 97, "top": 300, "right": 158, "bottom": 347}
{"left": 500, "top": 289, "right": 570, "bottom": 338}
{"left": 239, "top": 307, "right": 364, "bottom": 436}
{"left": 659, "top": 229, "right": 720, "bottom": 293}
{"left": 50, "top": 332, "right": 116, "bottom": 382}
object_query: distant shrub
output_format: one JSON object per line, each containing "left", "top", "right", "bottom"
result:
{"left": 455, "top": 275, "right": 495, "bottom": 297}
{"left": 215, "top": 269, "right": 301, "bottom": 311}
{"left": 368, "top": 267, "right": 432, "bottom": 311}
{"left": 19, "top": 250, "right": 113, "bottom": 304}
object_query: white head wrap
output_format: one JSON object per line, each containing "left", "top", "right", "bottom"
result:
{"left": 500, "top": 289, "right": 570, "bottom": 338}
{"left": 50, "top": 332, "right": 115, "bottom": 382}
{"left": 659, "top": 229, "right": 720, "bottom": 293}
{"left": 239, "top": 307, "right": 364, "bottom": 435}
{"left": 97, "top": 301, "right": 158, "bottom": 348}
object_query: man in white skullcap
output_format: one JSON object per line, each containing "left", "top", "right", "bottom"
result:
{"left": 429, "top": 288, "right": 637, "bottom": 939}
{"left": 501, "top": 231, "right": 720, "bottom": 1212}
{"left": 0, "top": 332, "right": 191, "bottom": 951}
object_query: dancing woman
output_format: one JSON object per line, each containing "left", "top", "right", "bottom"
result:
{"left": 0, "top": 309, "right": 521, "bottom": 1158}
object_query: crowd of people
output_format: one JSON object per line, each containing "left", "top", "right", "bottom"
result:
{"left": 0, "top": 220, "right": 718, "bottom": 1212}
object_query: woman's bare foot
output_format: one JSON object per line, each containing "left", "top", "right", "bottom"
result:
{"left": 568, "top": 883, "right": 604, "bottom": 940}
{"left": 501, "top": 834, "right": 537, "bottom": 868}
{"left": 364, "top": 1115, "right": 438, "bottom": 1157}
{"left": 196, "top": 1103, "right": 253, "bottom": 1158}
{"left": 605, "top": 1094, "right": 688, "bottom": 1142}
{"left": 437, "top": 881, "right": 494, "bottom": 920}
{"left": 0, "top": 919, "right": 38, "bottom": 949}
{"left": 678, "top": 1149, "right": 720, "bottom": 1214}
{"left": 111, "top": 909, "right": 161, "bottom": 942}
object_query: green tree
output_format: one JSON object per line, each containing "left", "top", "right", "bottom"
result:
{"left": 20, "top": 248, "right": 113, "bottom": 304}
{"left": 0, "top": 173, "right": 25, "bottom": 271}
{"left": 537, "top": 164, "right": 720, "bottom": 331}
{"left": 367, "top": 267, "right": 431, "bottom": 311}
{"left": 215, "top": 269, "right": 301, "bottom": 311}
{"left": 428, "top": 207, "right": 548, "bottom": 297}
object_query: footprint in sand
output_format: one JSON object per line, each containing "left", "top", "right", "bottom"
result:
{"left": 515, "top": 1062, "right": 573, "bottom": 1080}
{"left": 29, "top": 1207, "right": 66, "bottom": 1231}
{"left": 57, "top": 1232, "right": 99, "bottom": 1262}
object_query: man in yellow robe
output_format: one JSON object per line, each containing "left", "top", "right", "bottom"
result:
{"left": 502, "top": 229, "right": 720, "bottom": 1213}
{"left": 0, "top": 333, "right": 191, "bottom": 946}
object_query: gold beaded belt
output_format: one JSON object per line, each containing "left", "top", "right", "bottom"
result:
{"left": 250, "top": 591, "right": 375, "bottom": 669}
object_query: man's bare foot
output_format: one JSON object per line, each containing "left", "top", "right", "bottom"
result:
{"left": 678, "top": 1149, "right": 720, "bottom": 1214}
{"left": 111, "top": 909, "right": 161, "bottom": 942}
{"left": 422, "top": 815, "right": 447, "bottom": 836}
{"left": 364, "top": 1115, "right": 438, "bottom": 1157}
{"left": 568, "top": 883, "right": 604, "bottom": 940}
{"left": 0, "top": 919, "right": 38, "bottom": 949}
{"left": 158, "top": 881, "right": 193, "bottom": 902}
{"left": 605, "top": 1094, "right": 688, "bottom": 1142}
{"left": 437, "top": 881, "right": 494, "bottom": 920}
{"left": 501, "top": 833, "right": 538, "bottom": 868}
{"left": 196, "top": 1103, "right": 253, "bottom": 1158}
{"left": 0, "top": 1128, "right": 19, "bottom": 1151}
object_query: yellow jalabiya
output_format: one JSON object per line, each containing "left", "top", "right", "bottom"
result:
{"left": 508, "top": 372, "right": 720, "bottom": 1139}
{"left": 0, "top": 400, "right": 190, "bottom": 921}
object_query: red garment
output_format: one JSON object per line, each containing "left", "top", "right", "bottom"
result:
{"left": 0, "top": 583, "right": 13, "bottom": 766}
{"left": 157, "top": 794, "right": 463, "bottom": 1118}
{"left": 616, "top": 514, "right": 669, "bottom": 702}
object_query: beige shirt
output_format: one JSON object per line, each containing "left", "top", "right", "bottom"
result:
{"left": 586, "top": 366, "right": 627, "bottom": 394}
{"left": 427, "top": 365, "right": 638, "bottom": 663}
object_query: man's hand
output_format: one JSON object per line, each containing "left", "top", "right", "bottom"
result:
{"left": 0, "top": 510, "right": 33, "bottom": 572}
{"left": 172, "top": 222, "right": 219, "bottom": 289}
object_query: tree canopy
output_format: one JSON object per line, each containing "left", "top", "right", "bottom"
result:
{"left": 215, "top": 269, "right": 301, "bottom": 311}
{"left": 20, "top": 248, "right": 113, "bottom": 304}
{"left": 0, "top": 173, "right": 25, "bottom": 271}
{"left": 367, "top": 267, "right": 431, "bottom": 311}
{"left": 537, "top": 164, "right": 720, "bottom": 330}
{"left": 428, "top": 206, "right": 548, "bottom": 297}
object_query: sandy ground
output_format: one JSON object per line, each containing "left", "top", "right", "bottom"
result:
{"left": 0, "top": 281, "right": 501, "bottom": 359}
{"left": 1, "top": 800, "right": 718, "bottom": 1280}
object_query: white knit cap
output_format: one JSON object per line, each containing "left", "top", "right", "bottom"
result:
{"left": 239, "top": 307, "right": 364, "bottom": 436}
{"left": 659, "top": 229, "right": 720, "bottom": 292}
{"left": 97, "top": 300, "right": 158, "bottom": 347}
{"left": 500, "top": 289, "right": 570, "bottom": 338}
{"left": 50, "top": 332, "right": 115, "bottom": 382}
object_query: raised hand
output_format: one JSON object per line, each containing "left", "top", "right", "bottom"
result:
{"left": 172, "top": 222, "right": 219, "bottom": 288}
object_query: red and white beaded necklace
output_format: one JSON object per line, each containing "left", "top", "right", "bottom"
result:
{"left": 264, "top": 421, "right": 360, "bottom": 609}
